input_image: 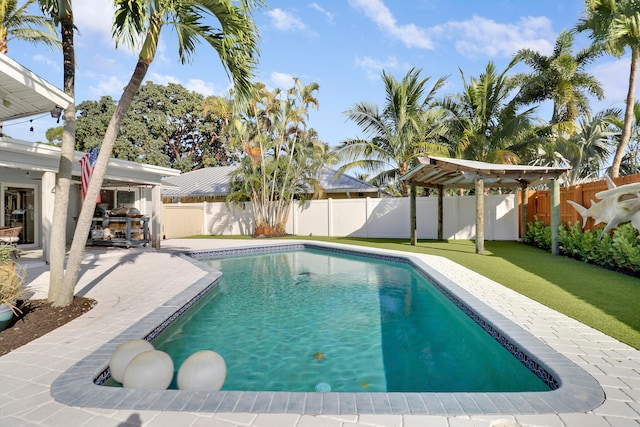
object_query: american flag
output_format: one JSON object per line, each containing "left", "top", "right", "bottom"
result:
{"left": 80, "top": 145, "right": 101, "bottom": 202}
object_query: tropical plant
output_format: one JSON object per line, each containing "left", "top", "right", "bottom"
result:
{"left": 226, "top": 79, "right": 331, "bottom": 236}
{"left": 556, "top": 109, "right": 617, "bottom": 184}
{"left": 437, "top": 60, "right": 537, "bottom": 164}
{"left": 335, "top": 67, "right": 448, "bottom": 196}
{"left": 0, "top": 246, "right": 25, "bottom": 315}
{"left": 577, "top": 0, "right": 640, "bottom": 177}
{"left": 0, "top": 0, "right": 59, "bottom": 53}
{"left": 50, "top": 0, "right": 264, "bottom": 307}
{"left": 619, "top": 101, "right": 640, "bottom": 175}
{"left": 512, "top": 30, "right": 604, "bottom": 130}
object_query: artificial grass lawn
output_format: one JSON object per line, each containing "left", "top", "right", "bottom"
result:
{"left": 188, "top": 235, "right": 640, "bottom": 350}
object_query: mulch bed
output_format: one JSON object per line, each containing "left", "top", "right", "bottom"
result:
{"left": 0, "top": 297, "right": 96, "bottom": 357}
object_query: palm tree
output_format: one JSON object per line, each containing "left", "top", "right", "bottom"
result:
{"left": 53, "top": 0, "right": 263, "bottom": 307}
{"left": 512, "top": 30, "right": 604, "bottom": 129}
{"left": 437, "top": 61, "right": 537, "bottom": 164}
{"left": 620, "top": 101, "right": 640, "bottom": 175}
{"left": 37, "top": 0, "right": 78, "bottom": 305}
{"left": 0, "top": 0, "right": 59, "bottom": 53}
{"left": 335, "top": 67, "right": 448, "bottom": 196}
{"left": 577, "top": 0, "right": 640, "bottom": 177}
{"left": 227, "top": 79, "right": 328, "bottom": 235}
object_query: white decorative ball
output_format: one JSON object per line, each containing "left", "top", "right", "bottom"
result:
{"left": 122, "top": 350, "right": 174, "bottom": 390}
{"left": 109, "top": 339, "right": 154, "bottom": 383}
{"left": 177, "top": 350, "right": 227, "bottom": 391}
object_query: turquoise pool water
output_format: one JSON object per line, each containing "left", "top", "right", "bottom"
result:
{"left": 149, "top": 248, "right": 549, "bottom": 393}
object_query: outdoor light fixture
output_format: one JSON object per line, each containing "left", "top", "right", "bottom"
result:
{"left": 51, "top": 105, "right": 63, "bottom": 122}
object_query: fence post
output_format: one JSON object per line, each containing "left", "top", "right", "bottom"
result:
{"left": 327, "top": 198, "right": 333, "bottom": 237}
{"left": 551, "top": 179, "right": 560, "bottom": 255}
{"left": 475, "top": 178, "right": 484, "bottom": 254}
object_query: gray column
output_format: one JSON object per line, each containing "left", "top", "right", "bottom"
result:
{"left": 410, "top": 182, "right": 417, "bottom": 246}
{"left": 152, "top": 185, "right": 162, "bottom": 249}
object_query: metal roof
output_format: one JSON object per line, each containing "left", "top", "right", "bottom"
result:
{"left": 161, "top": 166, "right": 381, "bottom": 198}
{"left": 401, "top": 156, "right": 569, "bottom": 189}
{"left": 0, "top": 54, "right": 73, "bottom": 121}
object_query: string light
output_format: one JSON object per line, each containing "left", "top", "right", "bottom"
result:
{"left": 29, "top": 119, "right": 34, "bottom": 132}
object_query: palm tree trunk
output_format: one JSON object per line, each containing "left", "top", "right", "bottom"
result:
{"left": 54, "top": 59, "right": 151, "bottom": 307}
{"left": 611, "top": 47, "right": 638, "bottom": 178}
{"left": 47, "top": 0, "right": 75, "bottom": 303}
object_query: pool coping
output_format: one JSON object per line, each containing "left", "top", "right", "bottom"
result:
{"left": 50, "top": 241, "right": 604, "bottom": 415}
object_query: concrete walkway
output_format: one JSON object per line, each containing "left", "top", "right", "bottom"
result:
{"left": 0, "top": 239, "right": 638, "bottom": 426}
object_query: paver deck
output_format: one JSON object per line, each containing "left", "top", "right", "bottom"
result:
{"left": 0, "top": 239, "right": 638, "bottom": 426}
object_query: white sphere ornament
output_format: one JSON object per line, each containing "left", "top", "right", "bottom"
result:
{"left": 109, "top": 339, "right": 154, "bottom": 383}
{"left": 122, "top": 350, "right": 174, "bottom": 390}
{"left": 177, "top": 350, "right": 227, "bottom": 391}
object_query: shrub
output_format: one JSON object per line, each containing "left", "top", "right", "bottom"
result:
{"left": 528, "top": 218, "right": 640, "bottom": 274}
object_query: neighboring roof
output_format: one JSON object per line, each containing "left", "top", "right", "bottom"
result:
{"left": 0, "top": 54, "right": 74, "bottom": 121}
{"left": 161, "top": 165, "right": 236, "bottom": 198}
{"left": 401, "top": 156, "right": 569, "bottom": 189}
{"left": 161, "top": 166, "right": 381, "bottom": 199}
{"left": 0, "top": 137, "right": 179, "bottom": 185}
{"left": 318, "top": 167, "right": 382, "bottom": 194}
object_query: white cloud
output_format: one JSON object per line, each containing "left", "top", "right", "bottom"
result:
{"left": 184, "top": 79, "right": 230, "bottom": 97}
{"left": 348, "top": 0, "right": 433, "bottom": 49}
{"left": 354, "top": 56, "right": 401, "bottom": 79}
{"left": 73, "top": 0, "right": 115, "bottom": 41}
{"left": 88, "top": 75, "right": 125, "bottom": 98}
{"left": 147, "top": 72, "right": 180, "bottom": 86}
{"left": 592, "top": 59, "right": 633, "bottom": 107}
{"left": 33, "top": 54, "right": 60, "bottom": 72}
{"left": 270, "top": 71, "right": 295, "bottom": 89}
{"left": 309, "top": 3, "right": 334, "bottom": 22}
{"left": 432, "top": 15, "right": 555, "bottom": 59}
{"left": 267, "top": 8, "right": 306, "bottom": 31}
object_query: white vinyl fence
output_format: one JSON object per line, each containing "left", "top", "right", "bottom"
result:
{"left": 162, "top": 194, "right": 519, "bottom": 240}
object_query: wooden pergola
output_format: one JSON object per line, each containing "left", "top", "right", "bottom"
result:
{"left": 400, "top": 156, "right": 568, "bottom": 254}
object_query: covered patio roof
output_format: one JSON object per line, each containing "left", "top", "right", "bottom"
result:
{"left": 401, "top": 156, "right": 569, "bottom": 255}
{"left": 0, "top": 54, "right": 73, "bottom": 121}
{"left": 401, "top": 156, "right": 568, "bottom": 188}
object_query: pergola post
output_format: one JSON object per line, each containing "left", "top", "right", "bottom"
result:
{"left": 437, "top": 184, "right": 444, "bottom": 240}
{"left": 410, "top": 181, "right": 417, "bottom": 246}
{"left": 550, "top": 178, "right": 560, "bottom": 255}
{"left": 520, "top": 182, "right": 528, "bottom": 241}
{"left": 152, "top": 184, "right": 162, "bottom": 249}
{"left": 475, "top": 178, "right": 484, "bottom": 254}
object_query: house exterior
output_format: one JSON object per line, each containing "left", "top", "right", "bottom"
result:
{"left": 161, "top": 165, "right": 384, "bottom": 203}
{"left": 0, "top": 54, "right": 179, "bottom": 261}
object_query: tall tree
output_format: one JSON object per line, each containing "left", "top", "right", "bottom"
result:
{"left": 578, "top": 0, "right": 640, "bottom": 177}
{"left": 37, "top": 0, "right": 77, "bottom": 306}
{"left": 512, "top": 30, "right": 604, "bottom": 129}
{"left": 227, "top": 79, "right": 328, "bottom": 236}
{"left": 335, "top": 67, "right": 448, "bottom": 196}
{"left": 0, "top": 0, "right": 59, "bottom": 53}
{"left": 438, "top": 61, "right": 537, "bottom": 164}
{"left": 51, "top": 0, "right": 263, "bottom": 307}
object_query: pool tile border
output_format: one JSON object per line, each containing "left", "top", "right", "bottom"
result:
{"left": 51, "top": 242, "right": 604, "bottom": 415}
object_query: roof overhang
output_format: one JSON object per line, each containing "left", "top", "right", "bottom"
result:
{"left": 0, "top": 137, "right": 180, "bottom": 186}
{"left": 0, "top": 54, "right": 74, "bottom": 121}
{"left": 400, "top": 156, "right": 569, "bottom": 189}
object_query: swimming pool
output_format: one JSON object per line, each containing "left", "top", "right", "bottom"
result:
{"left": 51, "top": 241, "right": 604, "bottom": 415}
{"left": 151, "top": 248, "right": 550, "bottom": 393}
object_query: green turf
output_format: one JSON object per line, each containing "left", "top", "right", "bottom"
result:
{"left": 187, "top": 235, "right": 640, "bottom": 349}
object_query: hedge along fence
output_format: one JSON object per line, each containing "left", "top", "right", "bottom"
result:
{"left": 525, "top": 173, "right": 640, "bottom": 231}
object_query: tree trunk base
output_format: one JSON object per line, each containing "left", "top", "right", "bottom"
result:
{"left": 253, "top": 225, "right": 287, "bottom": 238}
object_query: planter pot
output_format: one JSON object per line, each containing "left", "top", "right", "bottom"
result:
{"left": 0, "top": 304, "right": 13, "bottom": 332}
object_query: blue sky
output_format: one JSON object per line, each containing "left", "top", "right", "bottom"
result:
{"left": 5, "top": 0, "right": 636, "bottom": 153}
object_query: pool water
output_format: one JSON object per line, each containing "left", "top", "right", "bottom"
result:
{"left": 151, "top": 248, "right": 549, "bottom": 393}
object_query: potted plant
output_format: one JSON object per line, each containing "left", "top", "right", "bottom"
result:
{"left": 0, "top": 245, "right": 26, "bottom": 331}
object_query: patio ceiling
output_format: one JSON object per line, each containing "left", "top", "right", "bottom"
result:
{"left": 0, "top": 54, "right": 73, "bottom": 121}
{"left": 401, "top": 156, "right": 569, "bottom": 189}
